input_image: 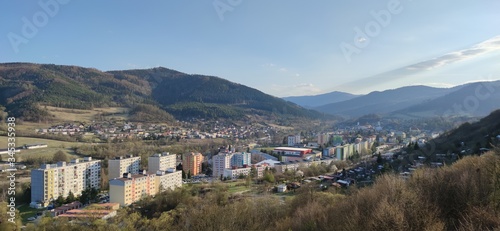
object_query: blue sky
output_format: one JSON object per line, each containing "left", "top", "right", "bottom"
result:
{"left": 1, "top": 0, "right": 499, "bottom": 97}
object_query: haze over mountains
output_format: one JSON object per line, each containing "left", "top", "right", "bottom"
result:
{"left": 282, "top": 91, "right": 358, "bottom": 108}
{"left": 285, "top": 81, "right": 500, "bottom": 118}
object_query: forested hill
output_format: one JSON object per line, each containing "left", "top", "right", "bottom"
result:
{"left": 432, "top": 109, "right": 500, "bottom": 154}
{"left": 0, "top": 63, "right": 327, "bottom": 122}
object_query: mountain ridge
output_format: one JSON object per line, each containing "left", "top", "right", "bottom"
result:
{"left": 0, "top": 63, "right": 328, "bottom": 122}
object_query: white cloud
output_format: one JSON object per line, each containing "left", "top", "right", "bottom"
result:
{"left": 406, "top": 35, "right": 500, "bottom": 71}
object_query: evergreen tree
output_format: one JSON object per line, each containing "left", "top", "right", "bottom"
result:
{"left": 66, "top": 191, "right": 75, "bottom": 203}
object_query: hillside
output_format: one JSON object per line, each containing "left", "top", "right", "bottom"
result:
{"left": 0, "top": 63, "right": 326, "bottom": 122}
{"left": 109, "top": 68, "right": 326, "bottom": 119}
{"left": 315, "top": 85, "right": 456, "bottom": 118}
{"left": 394, "top": 81, "right": 500, "bottom": 118}
{"left": 283, "top": 91, "right": 359, "bottom": 108}
{"left": 431, "top": 109, "right": 500, "bottom": 154}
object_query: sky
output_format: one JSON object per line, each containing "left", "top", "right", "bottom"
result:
{"left": 1, "top": 0, "right": 500, "bottom": 97}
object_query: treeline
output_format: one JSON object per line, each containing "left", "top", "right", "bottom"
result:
{"left": 10, "top": 148, "right": 500, "bottom": 231}
{"left": 129, "top": 104, "right": 175, "bottom": 122}
{"left": 166, "top": 102, "right": 245, "bottom": 119}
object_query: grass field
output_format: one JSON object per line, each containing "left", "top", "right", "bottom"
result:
{"left": 0, "top": 136, "right": 88, "bottom": 162}
{"left": 45, "top": 106, "right": 130, "bottom": 122}
{"left": 227, "top": 184, "right": 250, "bottom": 194}
{"left": 13, "top": 106, "right": 130, "bottom": 133}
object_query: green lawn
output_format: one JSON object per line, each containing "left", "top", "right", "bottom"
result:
{"left": 227, "top": 185, "right": 251, "bottom": 194}
{"left": 17, "top": 204, "right": 45, "bottom": 224}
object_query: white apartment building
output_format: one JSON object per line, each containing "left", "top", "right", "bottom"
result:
{"left": 108, "top": 155, "right": 141, "bottom": 179}
{"left": 148, "top": 152, "right": 176, "bottom": 173}
{"left": 155, "top": 168, "right": 182, "bottom": 192}
{"left": 223, "top": 167, "right": 251, "bottom": 179}
{"left": 212, "top": 152, "right": 233, "bottom": 178}
{"left": 31, "top": 157, "right": 101, "bottom": 207}
{"left": 287, "top": 134, "right": 301, "bottom": 147}
{"left": 222, "top": 165, "right": 267, "bottom": 180}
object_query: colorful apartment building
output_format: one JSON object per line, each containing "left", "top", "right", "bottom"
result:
{"left": 30, "top": 157, "right": 101, "bottom": 207}
{"left": 182, "top": 152, "right": 203, "bottom": 176}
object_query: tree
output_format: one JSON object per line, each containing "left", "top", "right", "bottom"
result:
{"left": 53, "top": 150, "right": 69, "bottom": 163}
{"left": 66, "top": 191, "right": 75, "bottom": 203}
{"left": 263, "top": 170, "right": 275, "bottom": 183}
{"left": 55, "top": 195, "right": 65, "bottom": 206}
{"left": 187, "top": 170, "right": 192, "bottom": 179}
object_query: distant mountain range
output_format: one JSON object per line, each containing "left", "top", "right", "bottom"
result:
{"left": 285, "top": 82, "right": 500, "bottom": 119}
{"left": 283, "top": 91, "right": 358, "bottom": 108}
{"left": 0, "top": 63, "right": 328, "bottom": 122}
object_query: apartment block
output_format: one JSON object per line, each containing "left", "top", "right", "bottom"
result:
{"left": 223, "top": 165, "right": 267, "bottom": 180}
{"left": 155, "top": 168, "right": 182, "bottom": 192}
{"left": 317, "top": 133, "right": 330, "bottom": 145}
{"left": 212, "top": 152, "right": 233, "bottom": 178}
{"left": 182, "top": 152, "right": 203, "bottom": 176}
{"left": 109, "top": 168, "right": 182, "bottom": 207}
{"left": 148, "top": 152, "right": 176, "bottom": 173}
{"left": 287, "top": 134, "right": 301, "bottom": 146}
{"left": 31, "top": 157, "right": 101, "bottom": 207}
{"left": 230, "top": 152, "right": 251, "bottom": 168}
{"left": 108, "top": 155, "right": 141, "bottom": 179}
{"left": 109, "top": 171, "right": 156, "bottom": 207}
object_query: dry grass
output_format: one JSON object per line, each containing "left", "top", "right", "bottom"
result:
{"left": 44, "top": 106, "right": 130, "bottom": 122}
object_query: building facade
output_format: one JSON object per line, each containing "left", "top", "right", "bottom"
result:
{"left": 108, "top": 155, "right": 141, "bottom": 179}
{"left": 212, "top": 152, "right": 233, "bottom": 178}
{"left": 148, "top": 152, "right": 176, "bottom": 173}
{"left": 182, "top": 152, "right": 203, "bottom": 176}
{"left": 230, "top": 152, "right": 251, "bottom": 168}
{"left": 317, "top": 133, "right": 330, "bottom": 145}
{"left": 31, "top": 157, "right": 101, "bottom": 207}
{"left": 109, "top": 171, "right": 156, "bottom": 206}
{"left": 155, "top": 168, "right": 182, "bottom": 192}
